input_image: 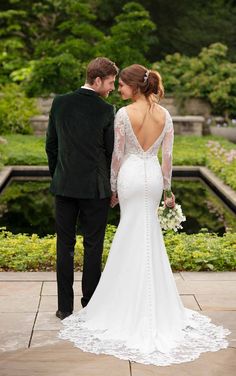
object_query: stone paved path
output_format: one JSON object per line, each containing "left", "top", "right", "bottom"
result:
{"left": 0, "top": 272, "right": 235, "bottom": 376}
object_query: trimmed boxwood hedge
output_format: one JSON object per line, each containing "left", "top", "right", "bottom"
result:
{"left": 0, "top": 226, "right": 235, "bottom": 272}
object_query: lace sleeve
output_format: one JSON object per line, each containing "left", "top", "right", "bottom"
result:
{"left": 110, "top": 109, "right": 125, "bottom": 193}
{"left": 161, "top": 112, "right": 174, "bottom": 190}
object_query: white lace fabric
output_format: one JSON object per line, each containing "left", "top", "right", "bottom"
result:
{"left": 110, "top": 107, "right": 174, "bottom": 192}
{"left": 59, "top": 105, "right": 230, "bottom": 366}
{"left": 59, "top": 309, "right": 230, "bottom": 366}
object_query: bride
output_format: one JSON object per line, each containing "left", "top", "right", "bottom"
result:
{"left": 59, "top": 64, "right": 229, "bottom": 366}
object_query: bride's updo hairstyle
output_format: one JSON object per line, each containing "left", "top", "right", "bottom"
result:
{"left": 120, "top": 64, "right": 164, "bottom": 101}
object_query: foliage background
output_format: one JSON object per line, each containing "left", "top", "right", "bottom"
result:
{"left": 0, "top": 0, "right": 236, "bottom": 101}
{"left": 0, "top": 227, "right": 235, "bottom": 272}
{"left": 0, "top": 1, "right": 236, "bottom": 271}
{"left": 1, "top": 133, "right": 236, "bottom": 191}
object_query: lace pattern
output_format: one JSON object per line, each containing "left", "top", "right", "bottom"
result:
{"left": 161, "top": 113, "right": 174, "bottom": 190}
{"left": 59, "top": 309, "right": 230, "bottom": 366}
{"left": 110, "top": 106, "right": 174, "bottom": 192}
{"left": 110, "top": 109, "right": 125, "bottom": 192}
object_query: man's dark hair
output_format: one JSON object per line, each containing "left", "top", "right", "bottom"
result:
{"left": 86, "top": 57, "right": 119, "bottom": 84}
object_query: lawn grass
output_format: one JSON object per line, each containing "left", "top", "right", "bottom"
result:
{"left": 1, "top": 134, "right": 234, "bottom": 166}
{"left": 0, "top": 133, "right": 236, "bottom": 190}
{"left": 0, "top": 134, "right": 47, "bottom": 165}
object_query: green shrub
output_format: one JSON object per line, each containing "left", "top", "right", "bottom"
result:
{"left": 0, "top": 84, "right": 38, "bottom": 134}
{"left": 154, "top": 43, "right": 236, "bottom": 117}
{"left": 0, "top": 226, "right": 116, "bottom": 272}
{"left": 206, "top": 140, "right": 236, "bottom": 190}
{"left": 165, "top": 231, "right": 236, "bottom": 271}
{"left": 0, "top": 226, "right": 235, "bottom": 272}
{"left": 0, "top": 137, "right": 7, "bottom": 169}
{"left": 0, "top": 134, "right": 47, "bottom": 165}
{"left": 24, "top": 55, "right": 86, "bottom": 97}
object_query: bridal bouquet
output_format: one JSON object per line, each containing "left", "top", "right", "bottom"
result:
{"left": 157, "top": 201, "right": 186, "bottom": 232}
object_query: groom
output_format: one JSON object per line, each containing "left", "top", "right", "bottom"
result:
{"left": 46, "top": 57, "right": 119, "bottom": 320}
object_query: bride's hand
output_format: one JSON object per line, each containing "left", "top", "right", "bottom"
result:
{"left": 164, "top": 191, "right": 175, "bottom": 208}
{"left": 110, "top": 192, "right": 119, "bottom": 208}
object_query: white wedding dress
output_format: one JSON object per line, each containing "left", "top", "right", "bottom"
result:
{"left": 59, "top": 106, "right": 230, "bottom": 366}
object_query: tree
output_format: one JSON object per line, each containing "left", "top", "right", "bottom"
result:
{"left": 154, "top": 43, "right": 236, "bottom": 116}
{"left": 89, "top": 0, "right": 236, "bottom": 60}
{"left": 96, "top": 2, "right": 156, "bottom": 68}
{"left": 0, "top": 0, "right": 104, "bottom": 88}
{"left": 0, "top": 8, "right": 29, "bottom": 83}
{"left": 0, "top": 1, "right": 157, "bottom": 94}
{"left": 169, "top": 0, "right": 236, "bottom": 60}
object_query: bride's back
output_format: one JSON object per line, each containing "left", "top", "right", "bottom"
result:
{"left": 125, "top": 103, "right": 166, "bottom": 152}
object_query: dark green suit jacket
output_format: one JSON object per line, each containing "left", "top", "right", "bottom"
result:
{"left": 45, "top": 88, "right": 115, "bottom": 199}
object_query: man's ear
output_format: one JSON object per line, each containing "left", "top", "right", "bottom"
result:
{"left": 94, "top": 77, "right": 102, "bottom": 87}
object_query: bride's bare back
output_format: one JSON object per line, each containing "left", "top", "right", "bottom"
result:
{"left": 125, "top": 103, "right": 166, "bottom": 152}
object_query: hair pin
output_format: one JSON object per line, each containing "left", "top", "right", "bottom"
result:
{"left": 144, "top": 70, "right": 150, "bottom": 82}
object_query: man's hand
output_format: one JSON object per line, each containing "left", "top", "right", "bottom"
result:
{"left": 110, "top": 192, "right": 119, "bottom": 208}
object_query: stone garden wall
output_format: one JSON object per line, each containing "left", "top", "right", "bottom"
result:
{"left": 31, "top": 96, "right": 211, "bottom": 137}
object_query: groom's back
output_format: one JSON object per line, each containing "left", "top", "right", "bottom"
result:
{"left": 46, "top": 88, "right": 114, "bottom": 199}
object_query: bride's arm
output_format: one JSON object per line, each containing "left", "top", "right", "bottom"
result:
{"left": 161, "top": 113, "right": 175, "bottom": 207}
{"left": 110, "top": 110, "right": 125, "bottom": 201}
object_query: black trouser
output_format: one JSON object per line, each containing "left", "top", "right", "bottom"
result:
{"left": 55, "top": 195, "right": 110, "bottom": 312}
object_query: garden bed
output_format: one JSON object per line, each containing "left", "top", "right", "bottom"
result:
{"left": 0, "top": 227, "right": 235, "bottom": 272}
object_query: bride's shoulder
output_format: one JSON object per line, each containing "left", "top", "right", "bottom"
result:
{"left": 157, "top": 104, "right": 171, "bottom": 117}
{"left": 125, "top": 104, "right": 138, "bottom": 112}
{"left": 115, "top": 106, "right": 128, "bottom": 119}
{"left": 157, "top": 104, "right": 172, "bottom": 124}
{"left": 114, "top": 107, "right": 127, "bottom": 126}
{"left": 154, "top": 104, "right": 173, "bottom": 133}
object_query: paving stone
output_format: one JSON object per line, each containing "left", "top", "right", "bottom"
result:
{"left": 39, "top": 295, "right": 82, "bottom": 312}
{"left": 131, "top": 348, "right": 236, "bottom": 376}
{"left": 0, "top": 282, "right": 42, "bottom": 296}
{"left": 0, "top": 272, "right": 57, "bottom": 281}
{"left": 228, "top": 330, "right": 236, "bottom": 349}
{"left": 42, "top": 281, "right": 82, "bottom": 296}
{"left": 0, "top": 343, "right": 130, "bottom": 376}
{"left": 173, "top": 273, "right": 183, "bottom": 281}
{"left": 0, "top": 313, "right": 36, "bottom": 331}
{"left": 30, "top": 330, "right": 60, "bottom": 348}
{"left": 195, "top": 294, "right": 236, "bottom": 310}
{"left": 176, "top": 281, "right": 236, "bottom": 295}
{"left": 0, "top": 331, "right": 31, "bottom": 353}
{"left": 180, "top": 295, "right": 200, "bottom": 310}
{"left": 180, "top": 272, "right": 236, "bottom": 281}
{"left": 0, "top": 272, "right": 82, "bottom": 282}
{"left": 0, "top": 271, "right": 236, "bottom": 374}
{"left": 0, "top": 312, "right": 36, "bottom": 353}
{"left": 201, "top": 311, "right": 236, "bottom": 349}
{"left": 203, "top": 311, "right": 236, "bottom": 329}
{"left": 0, "top": 295, "right": 40, "bottom": 313}
{"left": 34, "top": 312, "right": 64, "bottom": 331}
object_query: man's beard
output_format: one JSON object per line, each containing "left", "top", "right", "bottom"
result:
{"left": 98, "top": 85, "right": 110, "bottom": 98}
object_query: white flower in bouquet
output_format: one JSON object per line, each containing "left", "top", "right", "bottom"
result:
{"left": 157, "top": 201, "right": 186, "bottom": 232}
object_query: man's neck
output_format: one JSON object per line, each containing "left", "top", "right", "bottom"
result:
{"left": 82, "top": 84, "right": 95, "bottom": 91}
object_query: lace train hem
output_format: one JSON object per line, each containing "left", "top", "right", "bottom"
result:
{"left": 58, "top": 309, "right": 230, "bottom": 366}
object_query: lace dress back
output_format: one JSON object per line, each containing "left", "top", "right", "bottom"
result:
{"left": 110, "top": 106, "right": 173, "bottom": 193}
{"left": 59, "top": 106, "right": 230, "bottom": 366}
